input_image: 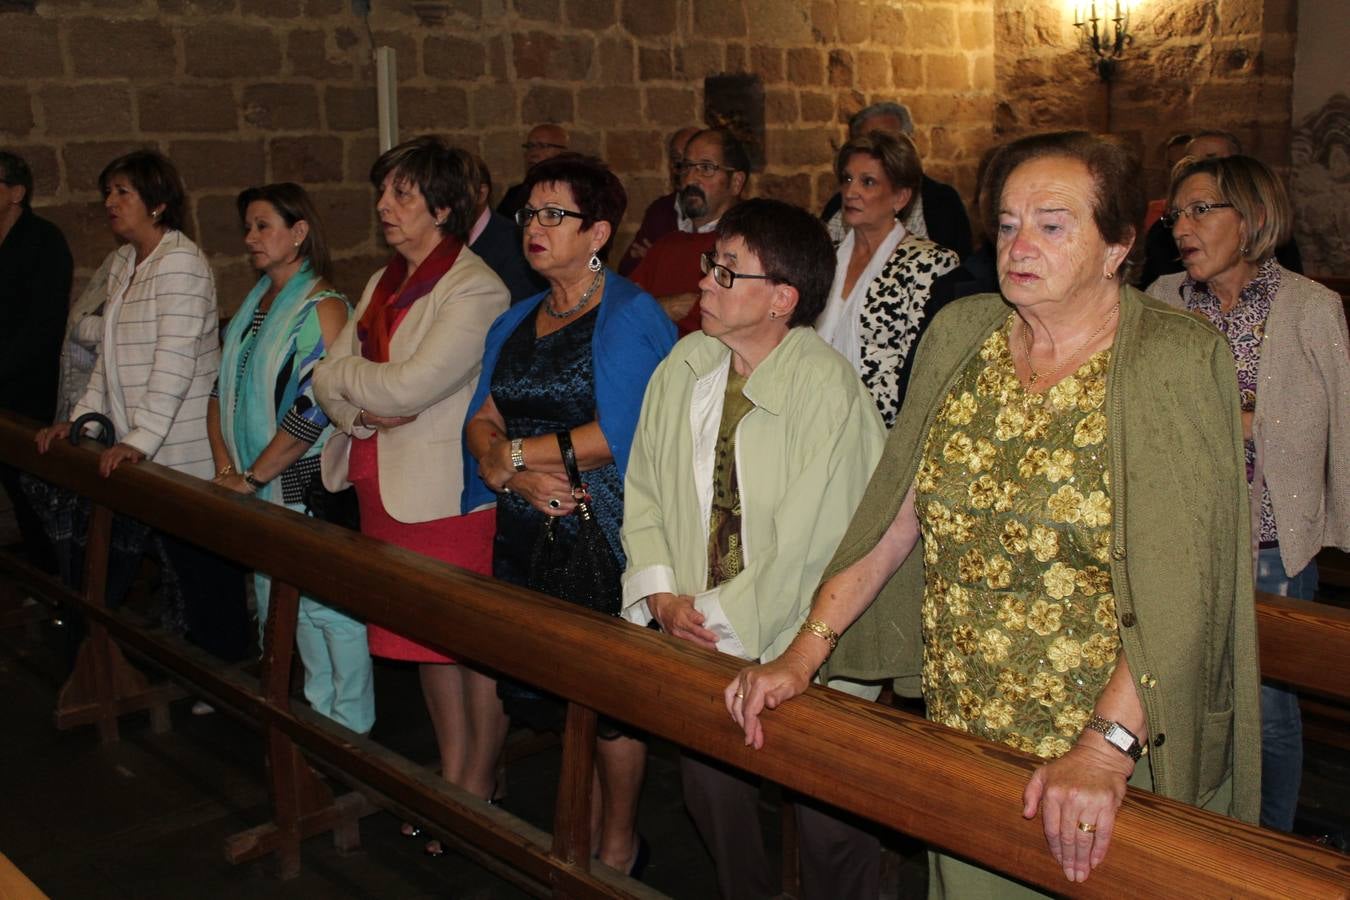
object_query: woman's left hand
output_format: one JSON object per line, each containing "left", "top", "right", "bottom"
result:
{"left": 98, "top": 443, "right": 145, "bottom": 477}
{"left": 361, "top": 411, "right": 418, "bottom": 430}
{"left": 212, "top": 473, "right": 255, "bottom": 495}
{"left": 1021, "top": 742, "right": 1132, "bottom": 883}
{"left": 507, "top": 470, "right": 577, "bottom": 516}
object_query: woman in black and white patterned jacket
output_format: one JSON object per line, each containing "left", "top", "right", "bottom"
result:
{"left": 815, "top": 131, "right": 959, "bottom": 427}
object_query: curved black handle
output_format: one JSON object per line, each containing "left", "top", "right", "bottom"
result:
{"left": 69, "top": 412, "right": 116, "bottom": 448}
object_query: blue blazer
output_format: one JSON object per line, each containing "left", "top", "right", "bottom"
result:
{"left": 461, "top": 272, "right": 677, "bottom": 513}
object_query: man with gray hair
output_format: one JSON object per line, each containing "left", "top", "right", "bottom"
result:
{"left": 820, "top": 101, "right": 972, "bottom": 259}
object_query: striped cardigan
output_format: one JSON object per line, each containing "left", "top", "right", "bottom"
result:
{"left": 72, "top": 230, "right": 220, "bottom": 478}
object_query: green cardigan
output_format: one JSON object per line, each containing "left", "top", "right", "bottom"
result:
{"left": 822, "top": 286, "right": 1261, "bottom": 823}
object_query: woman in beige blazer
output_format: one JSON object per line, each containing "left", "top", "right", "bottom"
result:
{"left": 313, "top": 137, "right": 510, "bottom": 854}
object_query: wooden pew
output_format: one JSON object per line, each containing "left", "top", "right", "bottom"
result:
{"left": 1, "top": 413, "right": 1347, "bottom": 898}
{"left": 0, "top": 852, "right": 48, "bottom": 900}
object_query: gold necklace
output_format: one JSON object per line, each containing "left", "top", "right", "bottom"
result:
{"left": 1020, "top": 301, "right": 1119, "bottom": 387}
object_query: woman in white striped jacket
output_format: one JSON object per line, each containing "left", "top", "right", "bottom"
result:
{"left": 37, "top": 150, "right": 250, "bottom": 664}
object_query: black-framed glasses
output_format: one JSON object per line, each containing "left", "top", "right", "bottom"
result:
{"left": 700, "top": 251, "right": 773, "bottom": 289}
{"left": 676, "top": 160, "right": 734, "bottom": 178}
{"left": 1160, "top": 201, "right": 1235, "bottom": 229}
{"left": 522, "top": 142, "right": 567, "bottom": 152}
{"left": 516, "top": 206, "right": 584, "bottom": 228}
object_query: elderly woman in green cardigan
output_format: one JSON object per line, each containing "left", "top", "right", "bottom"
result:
{"left": 726, "top": 132, "right": 1261, "bottom": 895}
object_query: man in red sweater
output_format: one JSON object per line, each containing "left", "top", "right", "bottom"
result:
{"left": 630, "top": 128, "right": 749, "bottom": 335}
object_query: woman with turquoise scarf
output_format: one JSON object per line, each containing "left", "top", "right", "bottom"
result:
{"left": 207, "top": 182, "right": 374, "bottom": 734}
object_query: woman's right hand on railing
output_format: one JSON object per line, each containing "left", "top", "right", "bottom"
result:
{"left": 507, "top": 470, "right": 577, "bottom": 517}
{"left": 725, "top": 647, "right": 816, "bottom": 750}
{"left": 35, "top": 422, "right": 73, "bottom": 453}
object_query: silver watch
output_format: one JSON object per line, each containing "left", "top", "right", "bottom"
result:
{"left": 510, "top": 438, "right": 526, "bottom": 472}
{"left": 1085, "top": 714, "right": 1144, "bottom": 761}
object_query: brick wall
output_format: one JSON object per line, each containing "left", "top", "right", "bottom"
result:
{"left": 1, "top": 0, "right": 997, "bottom": 314}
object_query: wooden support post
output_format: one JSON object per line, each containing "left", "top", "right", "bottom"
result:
{"left": 781, "top": 798, "right": 800, "bottom": 900}
{"left": 550, "top": 700, "right": 598, "bottom": 895}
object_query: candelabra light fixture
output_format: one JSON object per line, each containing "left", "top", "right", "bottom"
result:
{"left": 1074, "top": 1, "right": 1133, "bottom": 82}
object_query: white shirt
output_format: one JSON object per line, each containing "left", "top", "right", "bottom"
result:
{"left": 815, "top": 220, "right": 906, "bottom": 374}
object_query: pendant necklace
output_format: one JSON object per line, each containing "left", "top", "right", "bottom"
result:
{"left": 1021, "top": 301, "right": 1120, "bottom": 387}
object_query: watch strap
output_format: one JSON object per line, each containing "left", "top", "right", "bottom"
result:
{"left": 1085, "top": 714, "right": 1144, "bottom": 761}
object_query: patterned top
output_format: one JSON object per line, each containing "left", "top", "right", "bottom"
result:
{"left": 1182, "top": 257, "right": 1279, "bottom": 543}
{"left": 916, "top": 320, "right": 1119, "bottom": 759}
{"left": 707, "top": 369, "right": 753, "bottom": 588}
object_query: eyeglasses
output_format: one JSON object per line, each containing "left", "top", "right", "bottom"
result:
{"left": 522, "top": 142, "right": 567, "bottom": 152}
{"left": 676, "top": 160, "right": 735, "bottom": 178}
{"left": 1160, "top": 201, "right": 1235, "bottom": 229}
{"left": 516, "top": 206, "right": 584, "bottom": 228}
{"left": 700, "top": 251, "right": 772, "bottom": 289}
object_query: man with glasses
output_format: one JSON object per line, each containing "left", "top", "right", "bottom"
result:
{"left": 620, "top": 198, "right": 885, "bottom": 900}
{"left": 618, "top": 126, "right": 701, "bottom": 276}
{"left": 495, "top": 123, "right": 570, "bottom": 220}
{"left": 630, "top": 127, "right": 749, "bottom": 334}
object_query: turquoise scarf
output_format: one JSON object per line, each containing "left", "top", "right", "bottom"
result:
{"left": 218, "top": 263, "right": 326, "bottom": 504}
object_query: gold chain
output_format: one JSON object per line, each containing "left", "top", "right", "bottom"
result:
{"left": 1020, "top": 301, "right": 1120, "bottom": 387}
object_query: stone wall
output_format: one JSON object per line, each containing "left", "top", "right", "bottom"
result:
{"left": 0, "top": 0, "right": 997, "bottom": 314}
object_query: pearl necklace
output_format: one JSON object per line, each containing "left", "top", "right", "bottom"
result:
{"left": 545, "top": 270, "right": 604, "bottom": 320}
{"left": 1020, "top": 301, "right": 1119, "bottom": 387}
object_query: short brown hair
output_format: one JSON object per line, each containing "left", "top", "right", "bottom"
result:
{"left": 369, "top": 135, "right": 476, "bottom": 241}
{"left": 835, "top": 131, "right": 923, "bottom": 220}
{"left": 99, "top": 149, "right": 189, "bottom": 234}
{"left": 1166, "top": 154, "right": 1291, "bottom": 263}
{"left": 236, "top": 182, "right": 333, "bottom": 282}
{"left": 981, "top": 131, "right": 1145, "bottom": 282}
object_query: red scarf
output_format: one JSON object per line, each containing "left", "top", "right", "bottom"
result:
{"left": 358, "top": 236, "right": 463, "bottom": 362}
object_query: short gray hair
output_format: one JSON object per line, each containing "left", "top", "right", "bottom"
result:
{"left": 849, "top": 102, "right": 915, "bottom": 138}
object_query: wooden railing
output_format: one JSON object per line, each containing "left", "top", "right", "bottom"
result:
{"left": 1, "top": 413, "right": 1348, "bottom": 898}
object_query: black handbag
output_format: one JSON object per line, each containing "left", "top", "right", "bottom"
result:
{"left": 302, "top": 471, "right": 360, "bottom": 531}
{"left": 525, "top": 429, "right": 621, "bottom": 616}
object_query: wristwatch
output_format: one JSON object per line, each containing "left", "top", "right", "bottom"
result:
{"left": 510, "top": 438, "right": 527, "bottom": 472}
{"left": 1085, "top": 714, "right": 1144, "bottom": 761}
{"left": 243, "top": 470, "right": 267, "bottom": 490}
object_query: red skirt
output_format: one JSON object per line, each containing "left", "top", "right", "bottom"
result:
{"left": 349, "top": 434, "right": 495, "bottom": 664}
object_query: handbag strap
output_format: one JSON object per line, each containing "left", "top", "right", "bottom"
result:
{"left": 554, "top": 430, "right": 585, "bottom": 497}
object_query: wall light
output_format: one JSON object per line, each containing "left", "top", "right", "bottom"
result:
{"left": 1074, "top": 1, "right": 1133, "bottom": 82}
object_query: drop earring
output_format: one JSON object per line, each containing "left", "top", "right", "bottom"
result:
{"left": 588, "top": 253, "right": 602, "bottom": 273}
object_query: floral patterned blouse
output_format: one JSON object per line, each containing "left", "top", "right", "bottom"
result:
{"left": 916, "top": 320, "right": 1119, "bottom": 759}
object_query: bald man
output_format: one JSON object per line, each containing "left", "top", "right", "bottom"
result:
{"left": 496, "top": 123, "right": 570, "bottom": 219}
{"left": 618, "top": 126, "right": 700, "bottom": 276}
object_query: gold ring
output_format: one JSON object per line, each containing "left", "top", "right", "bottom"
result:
{"left": 1077, "top": 821, "right": 1097, "bottom": 833}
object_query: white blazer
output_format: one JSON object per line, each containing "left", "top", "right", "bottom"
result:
{"left": 314, "top": 247, "right": 510, "bottom": 524}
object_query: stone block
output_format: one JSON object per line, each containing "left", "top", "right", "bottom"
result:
{"left": 0, "top": 15, "right": 62, "bottom": 78}
{"left": 835, "top": 0, "right": 868, "bottom": 43}
{"left": 755, "top": 172, "right": 811, "bottom": 208}
{"left": 305, "top": 0, "right": 345, "bottom": 14}
{"left": 39, "top": 84, "right": 132, "bottom": 137}
{"left": 157, "top": 0, "right": 237, "bottom": 14}
{"left": 764, "top": 126, "right": 833, "bottom": 168}
{"left": 516, "top": 0, "right": 560, "bottom": 20}
{"left": 836, "top": 89, "right": 865, "bottom": 125}
{"left": 603, "top": 129, "right": 664, "bottom": 174}
{"left": 828, "top": 49, "right": 853, "bottom": 88}
{"left": 913, "top": 6, "right": 958, "bottom": 49}
{"left": 676, "top": 41, "right": 724, "bottom": 79}
{"left": 750, "top": 46, "right": 783, "bottom": 83}
{"left": 7, "top": 144, "right": 59, "bottom": 198}
{"left": 521, "top": 86, "right": 574, "bottom": 124}
{"left": 0, "top": 91, "right": 35, "bottom": 137}
{"left": 270, "top": 136, "right": 343, "bottom": 183}
{"left": 67, "top": 18, "right": 175, "bottom": 78}
{"left": 42, "top": 200, "right": 119, "bottom": 267}
{"left": 308, "top": 186, "right": 374, "bottom": 250}
{"left": 286, "top": 29, "right": 356, "bottom": 80}
{"left": 578, "top": 87, "right": 642, "bottom": 128}
{"left": 598, "top": 36, "right": 634, "bottom": 82}
{"left": 331, "top": 252, "right": 388, "bottom": 305}
{"left": 622, "top": 0, "right": 677, "bottom": 38}
{"left": 242, "top": 83, "right": 322, "bottom": 131}
{"left": 960, "top": 10, "right": 994, "bottom": 53}
{"left": 513, "top": 32, "right": 594, "bottom": 81}
{"left": 488, "top": 34, "right": 509, "bottom": 79}
{"left": 764, "top": 89, "right": 798, "bottom": 125}
{"left": 692, "top": 0, "right": 745, "bottom": 37}
{"left": 972, "top": 52, "right": 994, "bottom": 90}
{"left": 725, "top": 43, "right": 747, "bottom": 73}
{"left": 168, "top": 139, "right": 266, "bottom": 190}
{"left": 746, "top": 0, "right": 810, "bottom": 42}
{"left": 640, "top": 46, "right": 673, "bottom": 80}
{"left": 213, "top": 261, "right": 259, "bottom": 319}
{"left": 564, "top": 0, "right": 615, "bottom": 27}
{"left": 325, "top": 85, "right": 376, "bottom": 131}
{"left": 871, "top": 4, "right": 907, "bottom": 45}
{"left": 194, "top": 193, "right": 244, "bottom": 259}
{"left": 644, "top": 87, "right": 695, "bottom": 126}
{"left": 925, "top": 53, "right": 971, "bottom": 92}
{"left": 241, "top": 0, "right": 301, "bottom": 14}
{"left": 369, "top": 31, "right": 419, "bottom": 83}
{"left": 139, "top": 85, "right": 239, "bottom": 133}
{"left": 799, "top": 90, "right": 834, "bottom": 123}
{"left": 425, "top": 36, "right": 488, "bottom": 80}
{"left": 346, "top": 135, "right": 380, "bottom": 183}
{"left": 400, "top": 87, "right": 471, "bottom": 130}
{"left": 856, "top": 50, "right": 890, "bottom": 90}
{"left": 470, "top": 84, "right": 518, "bottom": 128}
{"left": 892, "top": 51, "right": 923, "bottom": 89}
{"left": 786, "top": 48, "right": 823, "bottom": 86}
{"left": 63, "top": 140, "right": 154, "bottom": 193}
{"left": 184, "top": 23, "right": 282, "bottom": 78}
{"left": 810, "top": 1, "right": 837, "bottom": 42}
{"left": 813, "top": 170, "right": 837, "bottom": 206}
{"left": 443, "top": 132, "right": 484, "bottom": 157}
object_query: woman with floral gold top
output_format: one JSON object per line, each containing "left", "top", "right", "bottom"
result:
{"left": 725, "top": 132, "right": 1260, "bottom": 896}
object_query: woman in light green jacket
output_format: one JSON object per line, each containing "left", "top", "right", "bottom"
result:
{"left": 725, "top": 132, "right": 1260, "bottom": 896}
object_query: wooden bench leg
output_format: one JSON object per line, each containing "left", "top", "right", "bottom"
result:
{"left": 782, "top": 797, "right": 801, "bottom": 900}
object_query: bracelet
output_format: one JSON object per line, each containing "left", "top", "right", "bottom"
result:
{"left": 216, "top": 463, "right": 235, "bottom": 477}
{"left": 798, "top": 619, "right": 840, "bottom": 653}
{"left": 243, "top": 470, "right": 267, "bottom": 490}
{"left": 510, "top": 437, "right": 526, "bottom": 472}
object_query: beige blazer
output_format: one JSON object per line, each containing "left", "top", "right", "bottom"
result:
{"left": 314, "top": 248, "right": 510, "bottom": 524}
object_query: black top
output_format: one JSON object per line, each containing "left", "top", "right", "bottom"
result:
{"left": 0, "top": 208, "right": 74, "bottom": 421}
{"left": 821, "top": 174, "right": 974, "bottom": 261}
{"left": 1139, "top": 215, "right": 1303, "bottom": 288}
{"left": 471, "top": 210, "right": 547, "bottom": 304}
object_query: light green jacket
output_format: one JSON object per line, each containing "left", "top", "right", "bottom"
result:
{"left": 621, "top": 327, "right": 886, "bottom": 672}
{"left": 822, "top": 286, "right": 1261, "bottom": 823}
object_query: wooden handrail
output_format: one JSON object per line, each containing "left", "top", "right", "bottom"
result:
{"left": 1, "top": 413, "right": 1347, "bottom": 898}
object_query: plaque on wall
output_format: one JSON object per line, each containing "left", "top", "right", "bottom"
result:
{"left": 704, "top": 74, "right": 765, "bottom": 171}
